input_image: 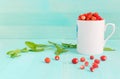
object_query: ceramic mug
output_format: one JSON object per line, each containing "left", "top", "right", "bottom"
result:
{"left": 77, "top": 20, "right": 115, "bottom": 55}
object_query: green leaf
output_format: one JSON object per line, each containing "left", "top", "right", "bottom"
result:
{"left": 7, "top": 49, "right": 21, "bottom": 58}
{"left": 62, "top": 43, "right": 77, "bottom": 48}
{"left": 20, "top": 47, "right": 29, "bottom": 53}
{"left": 25, "top": 41, "right": 47, "bottom": 51}
{"left": 25, "top": 41, "right": 37, "bottom": 50}
{"left": 103, "top": 47, "right": 115, "bottom": 51}
{"left": 10, "top": 53, "right": 21, "bottom": 58}
{"left": 55, "top": 48, "right": 68, "bottom": 55}
{"left": 7, "top": 50, "right": 14, "bottom": 55}
{"left": 55, "top": 45, "right": 64, "bottom": 55}
{"left": 36, "top": 44, "right": 48, "bottom": 47}
{"left": 48, "top": 41, "right": 68, "bottom": 55}
{"left": 29, "top": 48, "right": 44, "bottom": 52}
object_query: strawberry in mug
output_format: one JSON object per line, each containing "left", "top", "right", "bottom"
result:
{"left": 78, "top": 12, "right": 103, "bottom": 20}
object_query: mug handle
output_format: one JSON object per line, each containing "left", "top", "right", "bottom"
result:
{"left": 104, "top": 23, "right": 115, "bottom": 43}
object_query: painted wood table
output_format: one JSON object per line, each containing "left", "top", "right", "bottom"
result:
{"left": 0, "top": 39, "right": 119, "bottom": 79}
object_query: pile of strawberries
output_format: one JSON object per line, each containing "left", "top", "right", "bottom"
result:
{"left": 78, "top": 12, "right": 103, "bottom": 20}
{"left": 72, "top": 55, "right": 107, "bottom": 72}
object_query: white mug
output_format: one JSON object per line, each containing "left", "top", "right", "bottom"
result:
{"left": 77, "top": 20, "right": 115, "bottom": 55}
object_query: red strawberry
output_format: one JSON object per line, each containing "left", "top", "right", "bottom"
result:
{"left": 80, "top": 57, "right": 86, "bottom": 62}
{"left": 93, "top": 12, "right": 99, "bottom": 17}
{"left": 80, "top": 65, "right": 85, "bottom": 70}
{"left": 72, "top": 58, "right": 78, "bottom": 64}
{"left": 44, "top": 57, "right": 51, "bottom": 63}
{"left": 90, "top": 67, "right": 95, "bottom": 72}
{"left": 96, "top": 16, "right": 103, "bottom": 20}
{"left": 86, "top": 17, "right": 90, "bottom": 20}
{"left": 94, "top": 59, "right": 100, "bottom": 64}
{"left": 55, "top": 56, "right": 60, "bottom": 60}
{"left": 83, "top": 14, "right": 87, "bottom": 17}
{"left": 84, "top": 61, "right": 89, "bottom": 66}
{"left": 87, "top": 12, "right": 93, "bottom": 18}
{"left": 100, "top": 55, "right": 107, "bottom": 61}
{"left": 91, "top": 16, "right": 97, "bottom": 20}
{"left": 90, "top": 55, "right": 94, "bottom": 60}
{"left": 79, "top": 15, "right": 86, "bottom": 20}
{"left": 92, "top": 63, "right": 99, "bottom": 68}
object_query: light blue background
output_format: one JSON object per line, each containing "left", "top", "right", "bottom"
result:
{"left": 0, "top": 0, "right": 120, "bottom": 39}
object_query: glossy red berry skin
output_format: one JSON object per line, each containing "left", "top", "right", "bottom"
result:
{"left": 80, "top": 57, "right": 86, "bottom": 62}
{"left": 55, "top": 56, "right": 60, "bottom": 60}
{"left": 92, "top": 63, "right": 99, "bottom": 68}
{"left": 90, "top": 67, "right": 95, "bottom": 72}
{"left": 93, "top": 12, "right": 99, "bottom": 17}
{"left": 78, "top": 15, "right": 86, "bottom": 20}
{"left": 100, "top": 55, "right": 107, "bottom": 61}
{"left": 87, "top": 12, "right": 93, "bottom": 18}
{"left": 84, "top": 61, "right": 89, "bottom": 66}
{"left": 83, "top": 14, "right": 87, "bottom": 17}
{"left": 72, "top": 58, "right": 78, "bottom": 64}
{"left": 80, "top": 65, "right": 85, "bottom": 70}
{"left": 87, "top": 14, "right": 92, "bottom": 20}
{"left": 45, "top": 57, "right": 51, "bottom": 63}
{"left": 90, "top": 55, "right": 94, "bottom": 60}
{"left": 99, "top": 17, "right": 103, "bottom": 20}
{"left": 94, "top": 59, "right": 100, "bottom": 64}
{"left": 91, "top": 16, "right": 97, "bottom": 20}
{"left": 97, "top": 16, "right": 103, "bottom": 20}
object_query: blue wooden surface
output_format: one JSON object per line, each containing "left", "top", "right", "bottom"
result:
{"left": 0, "top": 39, "right": 119, "bottom": 79}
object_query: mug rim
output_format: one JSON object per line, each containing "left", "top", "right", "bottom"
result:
{"left": 77, "top": 19, "right": 105, "bottom": 22}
